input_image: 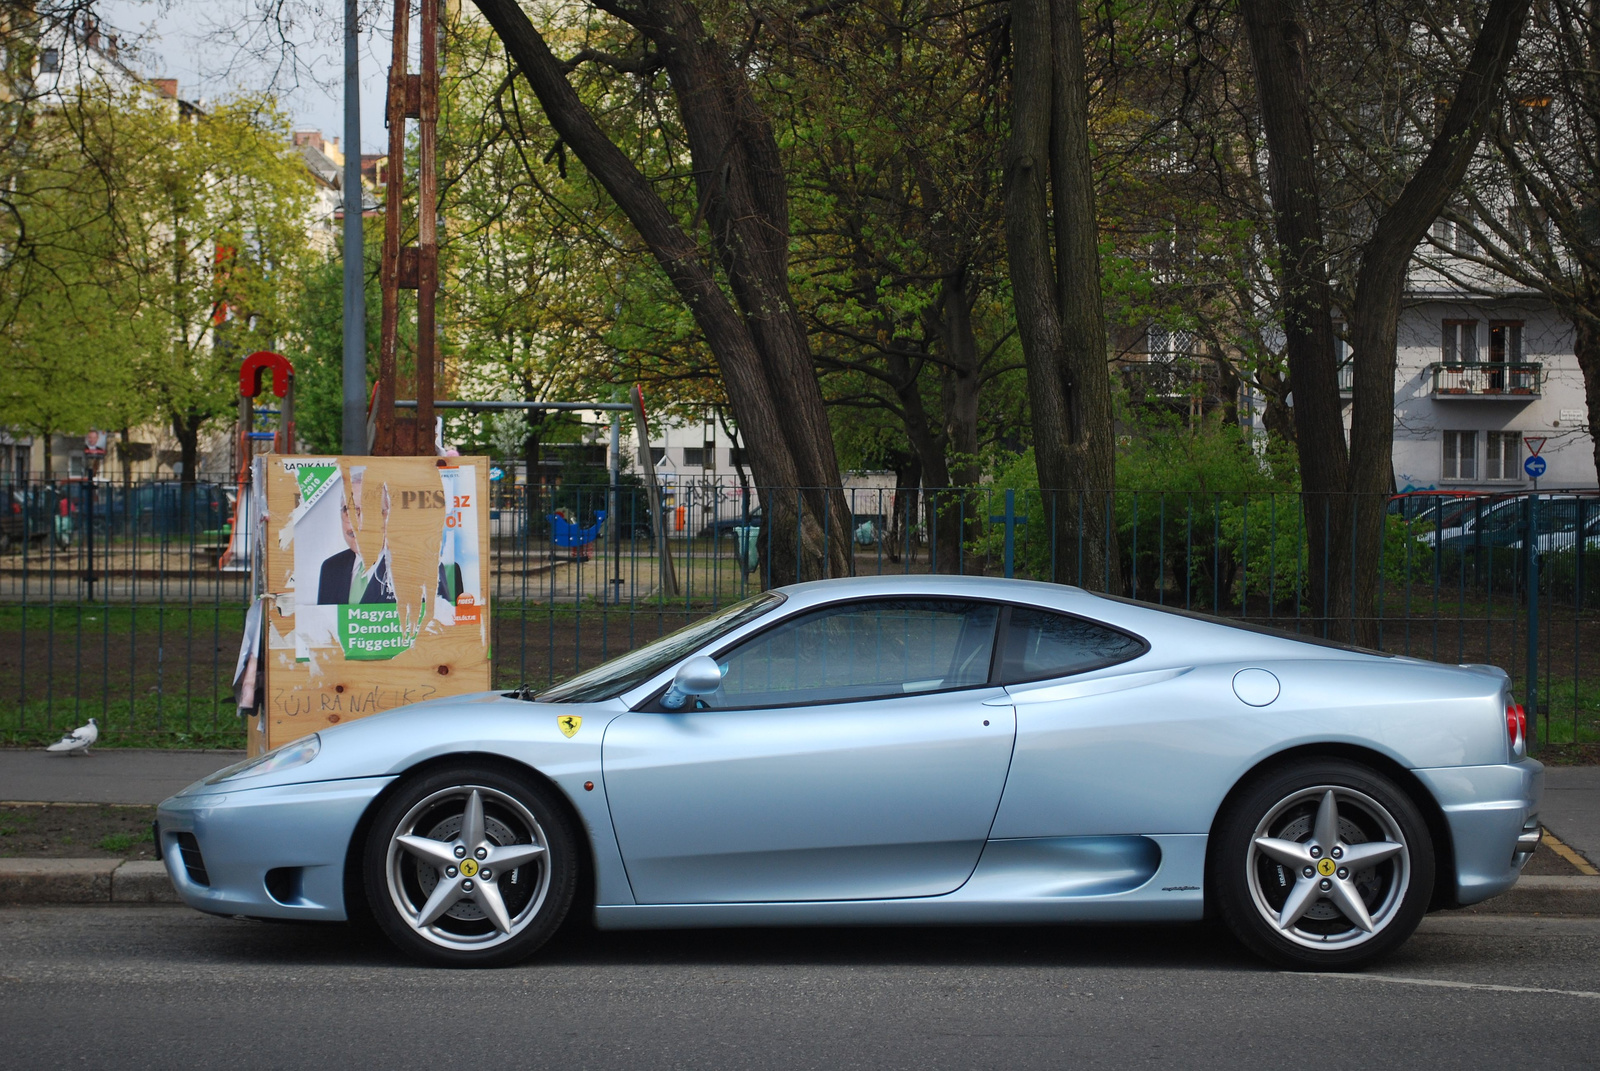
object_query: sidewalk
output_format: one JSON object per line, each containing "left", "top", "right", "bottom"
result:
{"left": 0, "top": 747, "right": 242, "bottom": 805}
{"left": 1541, "top": 766, "right": 1600, "bottom": 868}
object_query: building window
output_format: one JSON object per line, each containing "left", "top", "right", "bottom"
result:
{"left": 1489, "top": 321, "right": 1523, "bottom": 363}
{"left": 1431, "top": 213, "right": 1477, "bottom": 254}
{"left": 682, "top": 447, "right": 708, "bottom": 468}
{"left": 1485, "top": 432, "right": 1521, "bottom": 481}
{"left": 1333, "top": 322, "right": 1352, "bottom": 391}
{"left": 1518, "top": 95, "right": 1553, "bottom": 143}
{"left": 648, "top": 447, "right": 667, "bottom": 466}
{"left": 1443, "top": 431, "right": 1478, "bottom": 481}
{"left": 1146, "top": 327, "right": 1193, "bottom": 360}
{"left": 728, "top": 447, "right": 746, "bottom": 469}
{"left": 40, "top": 47, "right": 60, "bottom": 73}
{"left": 1442, "top": 320, "right": 1478, "bottom": 363}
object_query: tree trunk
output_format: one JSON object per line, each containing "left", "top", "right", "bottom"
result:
{"left": 471, "top": 0, "right": 852, "bottom": 583}
{"left": 1575, "top": 310, "right": 1600, "bottom": 485}
{"left": 887, "top": 454, "right": 922, "bottom": 565}
{"left": 172, "top": 411, "right": 202, "bottom": 487}
{"left": 118, "top": 426, "right": 133, "bottom": 491}
{"left": 938, "top": 268, "right": 986, "bottom": 572}
{"left": 1003, "top": 0, "right": 1117, "bottom": 589}
{"left": 522, "top": 390, "right": 547, "bottom": 515}
{"left": 1346, "top": 0, "right": 1531, "bottom": 644}
{"left": 42, "top": 433, "right": 53, "bottom": 482}
{"left": 1241, "top": 0, "right": 1352, "bottom": 636}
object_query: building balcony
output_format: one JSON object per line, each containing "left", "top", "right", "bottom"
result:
{"left": 1429, "top": 362, "right": 1541, "bottom": 400}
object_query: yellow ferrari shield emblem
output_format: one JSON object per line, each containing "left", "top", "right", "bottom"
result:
{"left": 558, "top": 715, "right": 582, "bottom": 738}
{"left": 1317, "top": 857, "right": 1337, "bottom": 877}
{"left": 459, "top": 858, "right": 479, "bottom": 878}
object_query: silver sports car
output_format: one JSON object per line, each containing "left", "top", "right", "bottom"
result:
{"left": 157, "top": 575, "right": 1542, "bottom": 969}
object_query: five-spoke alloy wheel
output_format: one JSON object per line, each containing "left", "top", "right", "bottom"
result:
{"left": 364, "top": 764, "right": 577, "bottom": 967}
{"left": 1213, "top": 759, "right": 1434, "bottom": 970}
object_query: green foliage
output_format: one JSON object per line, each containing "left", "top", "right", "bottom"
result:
{"left": 973, "top": 411, "right": 1432, "bottom": 606}
{"left": 0, "top": 83, "right": 313, "bottom": 466}
{"left": 290, "top": 242, "right": 384, "bottom": 454}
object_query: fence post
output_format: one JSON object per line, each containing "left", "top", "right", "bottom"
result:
{"left": 988, "top": 488, "right": 1027, "bottom": 579}
{"left": 1525, "top": 493, "right": 1539, "bottom": 747}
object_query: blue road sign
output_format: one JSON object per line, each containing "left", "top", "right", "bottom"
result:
{"left": 1525, "top": 455, "right": 1547, "bottom": 479}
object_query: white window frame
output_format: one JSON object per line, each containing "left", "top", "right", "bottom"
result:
{"left": 1442, "top": 430, "right": 1478, "bottom": 481}
{"left": 1489, "top": 321, "right": 1524, "bottom": 363}
{"left": 1442, "top": 320, "right": 1478, "bottom": 363}
{"left": 1484, "top": 431, "right": 1522, "bottom": 482}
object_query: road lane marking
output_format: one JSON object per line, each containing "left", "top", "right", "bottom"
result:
{"left": 1291, "top": 972, "right": 1600, "bottom": 1000}
{"left": 1543, "top": 829, "right": 1600, "bottom": 876}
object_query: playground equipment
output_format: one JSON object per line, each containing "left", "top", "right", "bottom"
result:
{"left": 549, "top": 510, "right": 607, "bottom": 561}
{"left": 220, "top": 351, "right": 294, "bottom": 570}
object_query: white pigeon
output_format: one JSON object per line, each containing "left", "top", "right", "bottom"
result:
{"left": 45, "top": 718, "right": 98, "bottom": 756}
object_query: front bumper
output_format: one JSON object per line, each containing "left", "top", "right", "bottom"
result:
{"left": 156, "top": 776, "right": 395, "bottom": 921}
{"left": 1414, "top": 759, "right": 1544, "bottom": 907}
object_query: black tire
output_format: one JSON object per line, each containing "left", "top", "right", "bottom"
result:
{"left": 362, "top": 764, "right": 579, "bottom": 968}
{"left": 1212, "top": 758, "right": 1434, "bottom": 970}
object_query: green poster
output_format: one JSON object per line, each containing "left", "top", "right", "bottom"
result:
{"left": 293, "top": 464, "right": 339, "bottom": 509}
{"left": 337, "top": 604, "right": 412, "bottom": 660}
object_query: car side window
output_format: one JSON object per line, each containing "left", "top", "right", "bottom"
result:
{"left": 701, "top": 599, "right": 1000, "bottom": 709}
{"left": 999, "top": 607, "right": 1145, "bottom": 683}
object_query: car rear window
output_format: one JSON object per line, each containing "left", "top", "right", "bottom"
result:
{"left": 998, "top": 607, "right": 1146, "bottom": 683}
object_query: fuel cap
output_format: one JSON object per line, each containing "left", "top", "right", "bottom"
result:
{"left": 1232, "top": 668, "right": 1280, "bottom": 707}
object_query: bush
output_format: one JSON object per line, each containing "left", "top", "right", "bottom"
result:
{"left": 976, "top": 411, "right": 1435, "bottom": 609}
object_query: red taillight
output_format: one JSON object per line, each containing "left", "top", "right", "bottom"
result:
{"left": 1506, "top": 701, "right": 1527, "bottom": 750}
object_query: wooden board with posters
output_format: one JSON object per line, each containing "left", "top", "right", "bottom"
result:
{"left": 249, "top": 455, "right": 491, "bottom": 756}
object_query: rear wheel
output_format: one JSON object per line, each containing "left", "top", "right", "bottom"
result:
{"left": 1213, "top": 759, "right": 1434, "bottom": 970}
{"left": 363, "top": 764, "right": 578, "bottom": 967}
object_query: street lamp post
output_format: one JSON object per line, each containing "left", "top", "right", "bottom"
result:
{"left": 341, "top": 0, "right": 366, "bottom": 455}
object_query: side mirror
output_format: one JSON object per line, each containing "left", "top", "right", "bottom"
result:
{"left": 661, "top": 655, "right": 724, "bottom": 709}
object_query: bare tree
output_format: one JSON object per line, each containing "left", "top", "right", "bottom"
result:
{"left": 1431, "top": 0, "right": 1600, "bottom": 481}
{"left": 1243, "top": 0, "right": 1531, "bottom": 640}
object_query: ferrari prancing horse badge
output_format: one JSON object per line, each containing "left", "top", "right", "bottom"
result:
{"left": 558, "top": 715, "right": 582, "bottom": 738}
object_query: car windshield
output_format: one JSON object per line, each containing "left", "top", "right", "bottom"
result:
{"left": 532, "top": 592, "right": 786, "bottom": 703}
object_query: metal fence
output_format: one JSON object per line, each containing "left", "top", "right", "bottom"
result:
{"left": 2, "top": 473, "right": 1596, "bottom": 750}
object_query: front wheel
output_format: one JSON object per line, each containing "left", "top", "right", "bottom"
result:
{"left": 363, "top": 764, "right": 578, "bottom": 967}
{"left": 1212, "top": 759, "right": 1434, "bottom": 970}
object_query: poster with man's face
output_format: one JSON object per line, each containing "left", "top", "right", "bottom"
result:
{"left": 273, "top": 458, "right": 485, "bottom": 663}
{"left": 254, "top": 456, "right": 491, "bottom": 755}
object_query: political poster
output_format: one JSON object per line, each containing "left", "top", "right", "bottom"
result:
{"left": 251, "top": 456, "right": 492, "bottom": 755}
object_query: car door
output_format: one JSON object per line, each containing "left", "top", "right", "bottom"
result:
{"left": 602, "top": 598, "right": 1016, "bottom": 904}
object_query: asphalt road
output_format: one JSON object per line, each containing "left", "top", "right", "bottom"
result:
{"left": 1, "top": 907, "right": 1596, "bottom": 1070}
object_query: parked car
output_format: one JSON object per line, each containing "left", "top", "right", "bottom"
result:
{"left": 697, "top": 505, "right": 763, "bottom": 540}
{"left": 95, "top": 479, "right": 232, "bottom": 538}
{"left": 0, "top": 485, "right": 72, "bottom": 551}
{"left": 1424, "top": 493, "right": 1599, "bottom": 554}
{"left": 158, "top": 574, "right": 1539, "bottom": 972}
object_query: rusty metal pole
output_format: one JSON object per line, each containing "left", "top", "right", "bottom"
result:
{"left": 375, "top": 0, "right": 410, "bottom": 455}
{"left": 416, "top": 0, "right": 439, "bottom": 455}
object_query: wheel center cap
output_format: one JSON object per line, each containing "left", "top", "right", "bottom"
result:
{"left": 1317, "top": 857, "right": 1337, "bottom": 877}
{"left": 459, "top": 858, "right": 479, "bottom": 878}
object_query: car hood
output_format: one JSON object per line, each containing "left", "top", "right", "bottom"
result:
{"left": 171, "top": 691, "right": 628, "bottom": 798}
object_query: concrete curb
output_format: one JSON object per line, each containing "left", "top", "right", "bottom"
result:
{"left": 0, "top": 858, "right": 179, "bottom": 904}
{"left": 1459, "top": 876, "right": 1600, "bottom": 916}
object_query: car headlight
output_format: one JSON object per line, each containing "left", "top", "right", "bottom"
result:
{"left": 203, "top": 734, "right": 321, "bottom": 784}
